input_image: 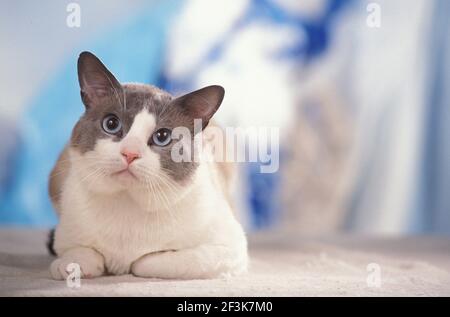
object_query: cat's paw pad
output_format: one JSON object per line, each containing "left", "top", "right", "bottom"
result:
{"left": 50, "top": 250, "right": 104, "bottom": 280}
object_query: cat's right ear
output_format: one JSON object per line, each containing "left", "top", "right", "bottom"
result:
{"left": 77, "top": 51, "right": 123, "bottom": 109}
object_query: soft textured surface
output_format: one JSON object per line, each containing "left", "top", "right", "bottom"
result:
{"left": 0, "top": 229, "right": 449, "bottom": 296}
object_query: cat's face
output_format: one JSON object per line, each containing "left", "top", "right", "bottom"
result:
{"left": 70, "top": 52, "right": 224, "bottom": 200}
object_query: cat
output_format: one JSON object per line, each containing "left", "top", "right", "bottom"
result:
{"left": 48, "top": 51, "right": 248, "bottom": 280}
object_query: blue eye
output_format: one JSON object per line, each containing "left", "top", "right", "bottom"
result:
{"left": 152, "top": 128, "right": 172, "bottom": 146}
{"left": 102, "top": 114, "right": 122, "bottom": 135}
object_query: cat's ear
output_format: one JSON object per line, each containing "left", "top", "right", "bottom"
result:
{"left": 77, "top": 51, "right": 123, "bottom": 108}
{"left": 173, "top": 85, "right": 225, "bottom": 129}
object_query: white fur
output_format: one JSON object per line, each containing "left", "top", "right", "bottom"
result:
{"left": 51, "top": 109, "right": 248, "bottom": 280}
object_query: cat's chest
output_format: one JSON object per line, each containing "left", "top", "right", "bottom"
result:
{"left": 69, "top": 193, "right": 205, "bottom": 273}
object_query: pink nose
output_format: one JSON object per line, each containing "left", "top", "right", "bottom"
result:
{"left": 121, "top": 150, "right": 140, "bottom": 165}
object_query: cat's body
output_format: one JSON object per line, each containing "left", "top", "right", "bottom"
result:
{"left": 49, "top": 53, "right": 248, "bottom": 280}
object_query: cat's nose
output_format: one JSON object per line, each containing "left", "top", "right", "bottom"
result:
{"left": 121, "top": 150, "right": 140, "bottom": 165}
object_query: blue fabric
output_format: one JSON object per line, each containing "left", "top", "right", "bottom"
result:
{"left": 161, "top": 0, "right": 351, "bottom": 230}
{"left": 163, "top": 0, "right": 351, "bottom": 93}
{"left": 421, "top": 0, "right": 450, "bottom": 234}
{"left": 0, "top": 0, "right": 182, "bottom": 226}
{"left": 343, "top": 0, "right": 450, "bottom": 235}
{"left": 243, "top": 0, "right": 350, "bottom": 229}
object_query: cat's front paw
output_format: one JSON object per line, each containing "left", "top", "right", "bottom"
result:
{"left": 50, "top": 247, "right": 105, "bottom": 280}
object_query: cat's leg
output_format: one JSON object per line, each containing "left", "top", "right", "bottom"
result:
{"left": 50, "top": 247, "right": 105, "bottom": 280}
{"left": 131, "top": 244, "right": 248, "bottom": 279}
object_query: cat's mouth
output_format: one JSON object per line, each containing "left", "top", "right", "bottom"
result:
{"left": 112, "top": 168, "right": 138, "bottom": 180}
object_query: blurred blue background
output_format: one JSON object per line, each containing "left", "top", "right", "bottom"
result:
{"left": 0, "top": 0, "right": 449, "bottom": 235}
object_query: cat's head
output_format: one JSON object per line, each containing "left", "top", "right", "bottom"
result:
{"left": 70, "top": 51, "right": 224, "bottom": 201}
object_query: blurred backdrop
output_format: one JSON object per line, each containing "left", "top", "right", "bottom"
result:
{"left": 0, "top": 0, "right": 449, "bottom": 235}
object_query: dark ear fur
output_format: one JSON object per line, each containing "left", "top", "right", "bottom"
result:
{"left": 173, "top": 85, "right": 225, "bottom": 129}
{"left": 77, "top": 51, "right": 123, "bottom": 108}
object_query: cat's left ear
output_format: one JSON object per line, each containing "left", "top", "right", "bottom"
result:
{"left": 172, "top": 85, "right": 225, "bottom": 129}
{"left": 77, "top": 51, "right": 124, "bottom": 109}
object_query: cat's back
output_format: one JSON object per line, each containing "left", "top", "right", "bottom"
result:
{"left": 203, "top": 121, "right": 237, "bottom": 211}
{"left": 48, "top": 144, "right": 71, "bottom": 214}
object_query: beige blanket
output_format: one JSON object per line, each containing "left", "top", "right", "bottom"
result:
{"left": 1, "top": 229, "right": 449, "bottom": 296}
